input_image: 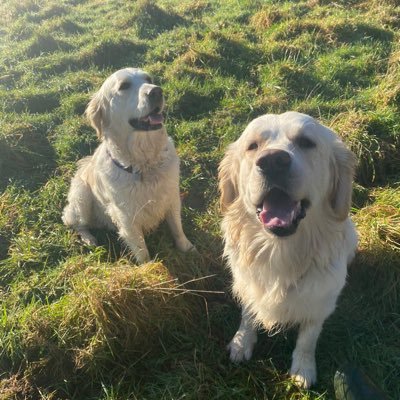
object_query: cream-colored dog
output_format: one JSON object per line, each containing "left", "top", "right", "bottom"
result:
{"left": 63, "top": 68, "right": 195, "bottom": 263}
{"left": 219, "top": 112, "right": 357, "bottom": 388}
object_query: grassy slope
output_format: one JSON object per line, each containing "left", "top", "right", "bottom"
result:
{"left": 0, "top": 0, "right": 399, "bottom": 398}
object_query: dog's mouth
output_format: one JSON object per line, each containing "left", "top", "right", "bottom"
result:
{"left": 256, "top": 188, "right": 309, "bottom": 237}
{"left": 129, "top": 107, "right": 164, "bottom": 131}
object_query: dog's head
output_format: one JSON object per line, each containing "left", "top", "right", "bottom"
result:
{"left": 219, "top": 112, "right": 356, "bottom": 237}
{"left": 86, "top": 68, "right": 165, "bottom": 139}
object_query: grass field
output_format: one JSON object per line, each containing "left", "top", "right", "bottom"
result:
{"left": 0, "top": 0, "right": 399, "bottom": 399}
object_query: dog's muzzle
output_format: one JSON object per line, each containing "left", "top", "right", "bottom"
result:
{"left": 129, "top": 86, "right": 164, "bottom": 131}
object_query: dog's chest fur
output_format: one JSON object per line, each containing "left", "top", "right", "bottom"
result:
{"left": 81, "top": 138, "right": 179, "bottom": 233}
{"left": 222, "top": 202, "right": 357, "bottom": 330}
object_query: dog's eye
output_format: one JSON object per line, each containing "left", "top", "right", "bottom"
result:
{"left": 296, "top": 136, "right": 316, "bottom": 149}
{"left": 247, "top": 142, "right": 258, "bottom": 151}
{"left": 118, "top": 81, "right": 131, "bottom": 91}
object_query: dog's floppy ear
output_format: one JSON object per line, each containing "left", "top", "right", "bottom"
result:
{"left": 218, "top": 144, "right": 240, "bottom": 213}
{"left": 86, "top": 90, "right": 107, "bottom": 139}
{"left": 330, "top": 138, "right": 356, "bottom": 221}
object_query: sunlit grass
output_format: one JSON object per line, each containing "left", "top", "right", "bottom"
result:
{"left": 0, "top": 0, "right": 399, "bottom": 398}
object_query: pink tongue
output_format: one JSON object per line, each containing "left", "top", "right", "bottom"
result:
{"left": 259, "top": 190, "right": 300, "bottom": 228}
{"left": 148, "top": 113, "right": 164, "bottom": 125}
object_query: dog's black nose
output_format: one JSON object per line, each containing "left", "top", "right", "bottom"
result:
{"left": 256, "top": 149, "right": 291, "bottom": 175}
{"left": 148, "top": 86, "right": 163, "bottom": 100}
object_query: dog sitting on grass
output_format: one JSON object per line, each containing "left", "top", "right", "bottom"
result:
{"left": 63, "top": 68, "right": 195, "bottom": 263}
{"left": 219, "top": 112, "right": 357, "bottom": 388}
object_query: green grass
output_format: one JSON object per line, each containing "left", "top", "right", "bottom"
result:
{"left": 0, "top": 0, "right": 399, "bottom": 399}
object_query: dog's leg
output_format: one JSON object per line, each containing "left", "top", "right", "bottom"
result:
{"left": 165, "top": 199, "right": 195, "bottom": 253}
{"left": 118, "top": 225, "right": 151, "bottom": 264}
{"left": 62, "top": 177, "right": 98, "bottom": 246}
{"left": 290, "top": 319, "right": 323, "bottom": 388}
{"left": 227, "top": 306, "right": 258, "bottom": 362}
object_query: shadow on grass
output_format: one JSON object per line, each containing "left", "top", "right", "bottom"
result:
{"left": 279, "top": 64, "right": 337, "bottom": 100}
{"left": 4, "top": 91, "right": 60, "bottom": 114}
{"left": 0, "top": 236, "right": 10, "bottom": 262}
{"left": 171, "top": 89, "right": 225, "bottom": 119}
{"left": 212, "top": 35, "right": 263, "bottom": 82}
{"left": 172, "top": 33, "right": 262, "bottom": 83}
{"left": 26, "top": 4, "right": 70, "bottom": 22}
{"left": 21, "top": 39, "right": 147, "bottom": 78}
{"left": 132, "top": 0, "right": 188, "bottom": 39}
{"left": 322, "top": 247, "right": 400, "bottom": 399}
{"left": 334, "top": 23, "right": 394, "bottom": 45}
{"left": 0, "top": 132, "right": 56, "bottom": 191}
{"left": 80, "top": 39, "right": 147, "bottom": 69}
{"left": 25, "top": 34, "right": 73, "bottom": 58}
{"left": 51, "top": 19, "right": 86, "bottom": 35}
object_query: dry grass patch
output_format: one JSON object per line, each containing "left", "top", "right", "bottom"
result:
{"left": 250, "top": 5, "right": 284, "bottom": 30}
{"left": 330, "top": 110, "right": 399, "bottom": 185}
{"left": 354, "top": 187, "right": 400, "bottom": 258}
{"left": 5, "top": 261, "right": 199, "bottom": 397}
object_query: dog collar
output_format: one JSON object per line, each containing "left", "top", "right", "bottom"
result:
{"left": 106, "top": 149, "right": 140, "bottom": 178}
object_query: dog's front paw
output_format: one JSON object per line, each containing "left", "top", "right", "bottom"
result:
{"left": 290, "top": 353, "right": 316, "bottom": 389}
{"left": 78, "top": 230, "right": 98, "bottom": 247}
{"left": 227, "top": 330, "right": 256, "bottom": 363}
{"left": 131, "top": 248, "right": 151, "bottom": 264}
{"left": 176, "top": 238, "right": 197, "bottom": 254}
{"left": 186, "top": 244, "right": 199, "bottom": 255}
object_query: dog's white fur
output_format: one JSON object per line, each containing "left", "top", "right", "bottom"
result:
{"left": 63, "top": 68, "right": 194, "bottom": 263}
{"left": 219, "top": 112, "right": 357, "bottom": 388}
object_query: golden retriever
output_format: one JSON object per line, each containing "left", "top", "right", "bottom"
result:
{"left": 63, "top": 68, "right": 195, "bottom": 263}
{"left": 219, "top": 111, "right": 357, "bottom": 388}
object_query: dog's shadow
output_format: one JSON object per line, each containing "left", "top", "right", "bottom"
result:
{"left": 315, "top": 249, "right": 399, "bottom": 396}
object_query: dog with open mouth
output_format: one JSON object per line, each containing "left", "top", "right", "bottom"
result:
{"left": 219, "top": 112, "right": 357, "bottom": 388}
{"left": 63, "top": 68, "right": 195, "bottom": 263}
